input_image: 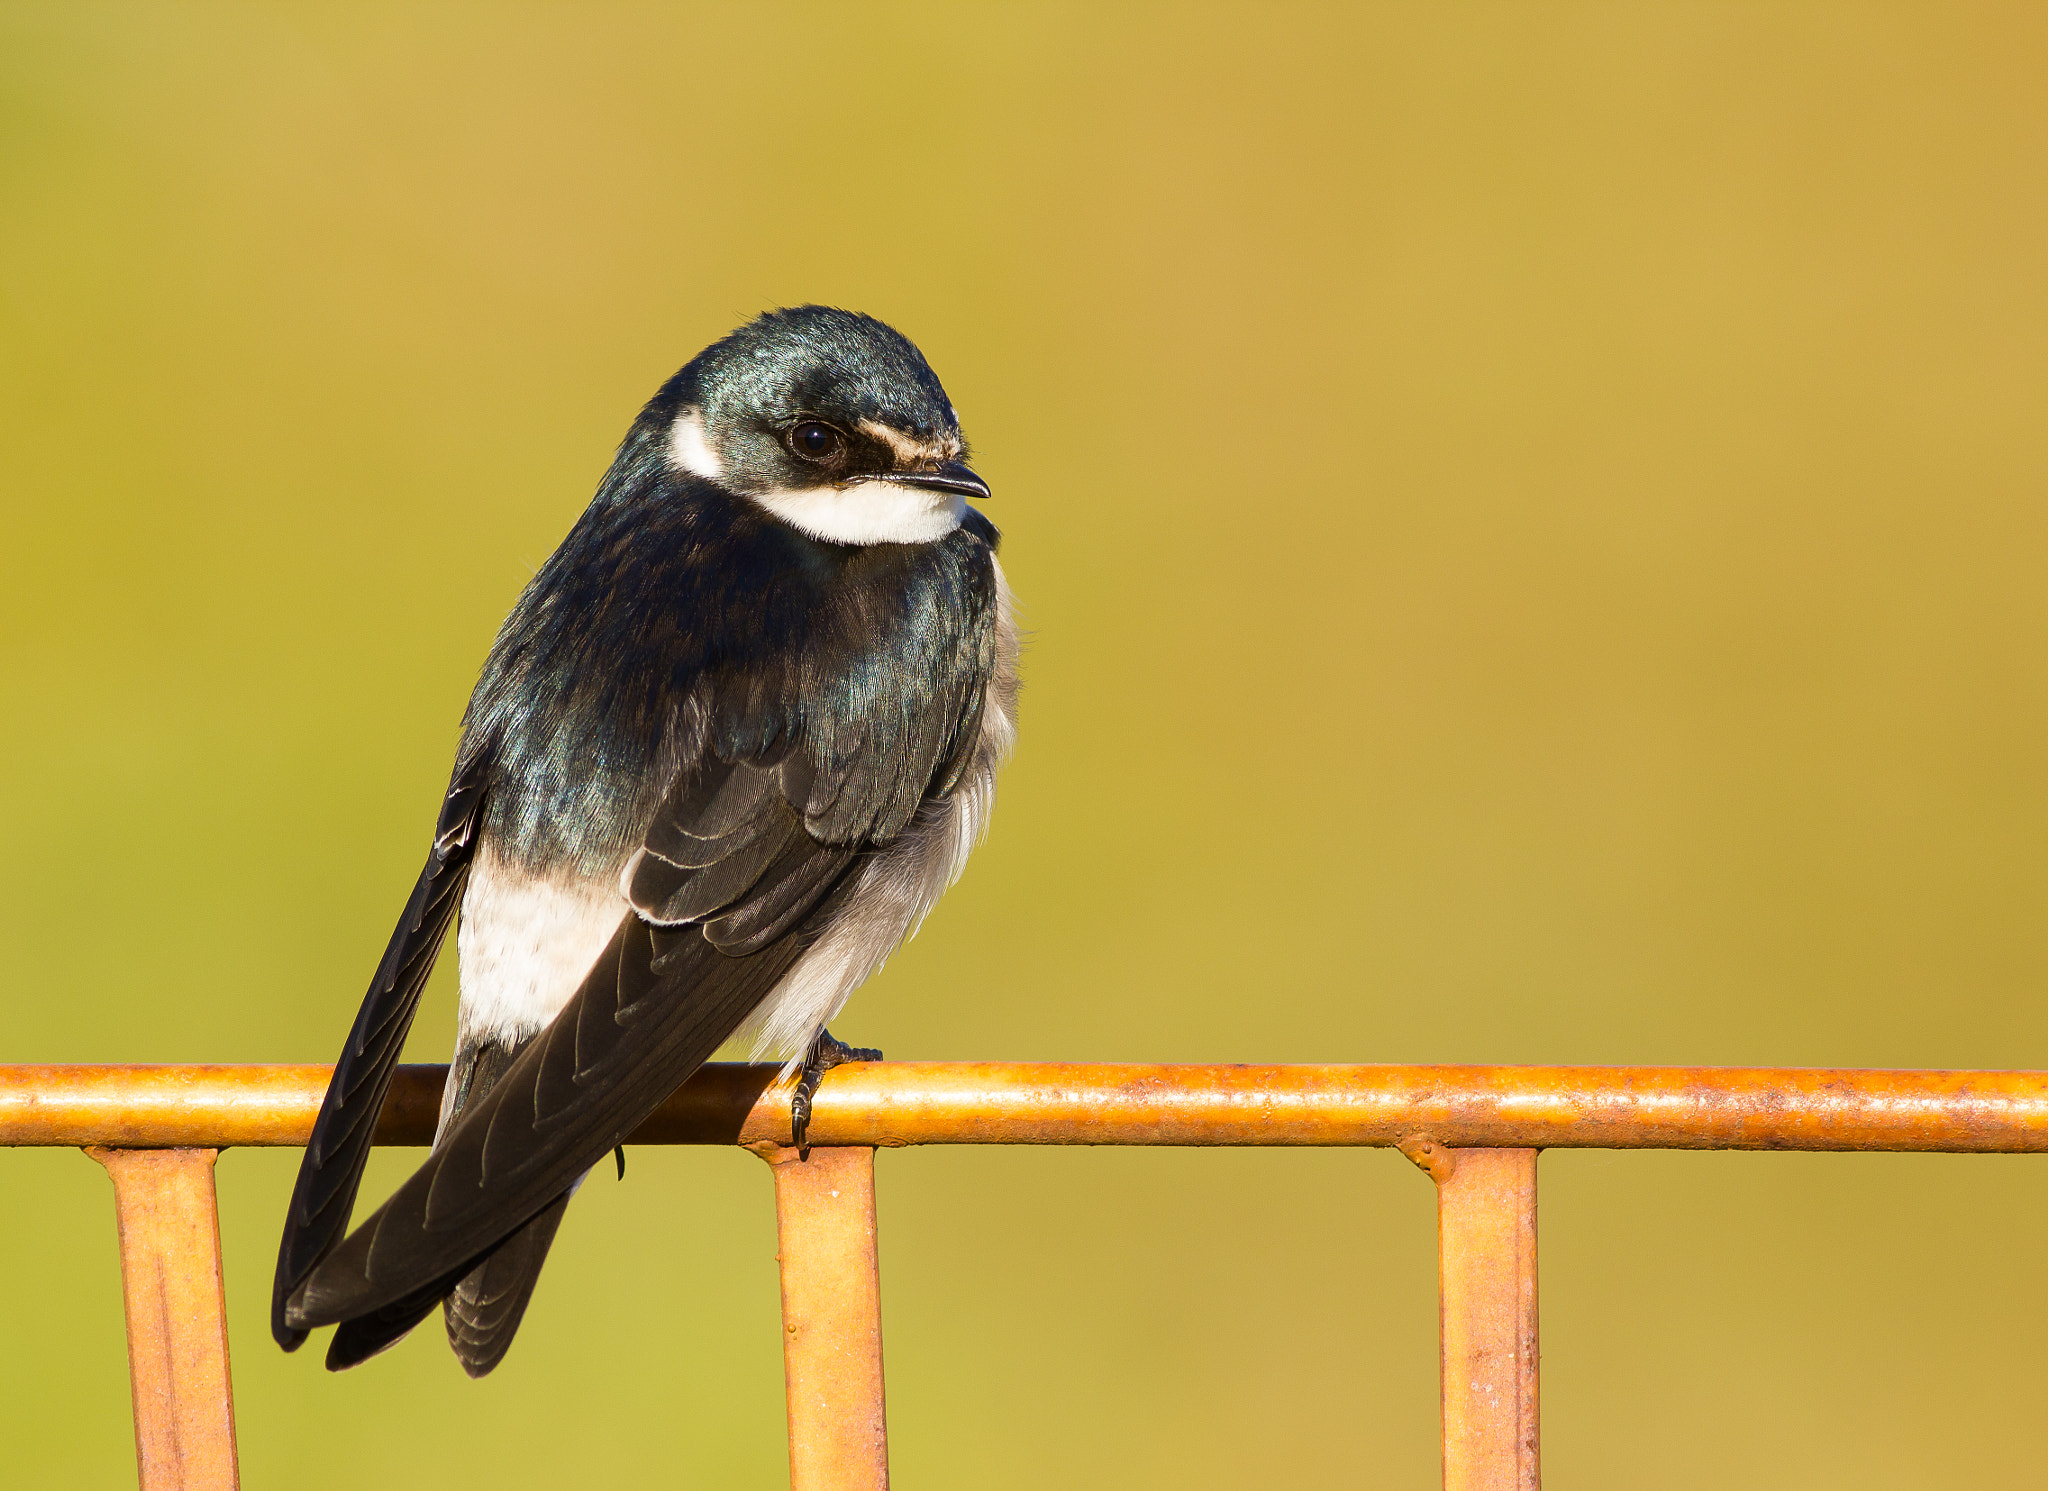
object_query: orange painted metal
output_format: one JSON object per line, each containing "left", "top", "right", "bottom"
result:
{"left": 2, "top": 1064, "right": 428, "bottom": 1147}
{"left": 86, "top": 1148, "right": 240, "bottom": 1491}
{"left": 6, "top": 1062, "right": 2048, "bottom": 1152}
{"left": 21, "top": 1063, "right": 2036, "bottom": 1491}
{"left": 756, "top": 1145, "right": 890, "bottom": 1491}
{"left": 1422, "top": 1148, "right": 1540, "bottom": 1491}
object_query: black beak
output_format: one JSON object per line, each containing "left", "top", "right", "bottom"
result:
{"left": 872, "top": 460, "right": 991, "bottom": 501}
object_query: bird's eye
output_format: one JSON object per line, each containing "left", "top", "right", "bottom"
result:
{"left": 788, "top": 421, "right": 845, "bottom": 462}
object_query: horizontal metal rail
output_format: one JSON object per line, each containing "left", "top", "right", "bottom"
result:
{"left": 4, "top": 1061, "right": 2047, "bottom": 1151}
{"left": 10, "top": 1061, "right": 2046, "bottom": 1491}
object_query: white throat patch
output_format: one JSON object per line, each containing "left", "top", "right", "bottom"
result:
{"left": 749, "top": 481, "right": 966, "bottom": 546}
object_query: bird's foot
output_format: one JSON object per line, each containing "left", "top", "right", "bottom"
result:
{"left": 791, "top": 1028, "right": 883, "bottom": 1160}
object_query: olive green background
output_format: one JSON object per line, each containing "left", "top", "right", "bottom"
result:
{"left": 5, "top": 4, "right": 2046, "bottom": 1486}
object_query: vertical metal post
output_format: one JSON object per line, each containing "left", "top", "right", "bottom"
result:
{"left": 756, "top": 1144, "right": 890, "bottom": 1491}
{"left": 1402, "top": 1139, "right": 1539, "bottom": 1491}
{"left": 85, "top": 1147, "right": 240, "bottom": 1491}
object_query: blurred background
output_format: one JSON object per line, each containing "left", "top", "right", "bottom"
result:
{"left": 4, "top": 3, "right": 2046, "bottom": 1486}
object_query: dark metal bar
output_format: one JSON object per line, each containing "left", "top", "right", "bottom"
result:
{"left": 85, "top": 1148, "right": 240, "bottom": 1491}
{"left": 6, "top": 1063, "right": 2048, "bottom": 1152}
{"left": 756, "top": 1145, "right": 890, "bottom": 1490}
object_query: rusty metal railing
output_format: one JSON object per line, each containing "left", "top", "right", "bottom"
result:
{"left": 6, "top": 1062, "right": 2047, "bottom": 1491}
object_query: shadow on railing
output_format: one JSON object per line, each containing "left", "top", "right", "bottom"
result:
{"left": 7, "top": 1061, "right": 2048, "bottom": 1491}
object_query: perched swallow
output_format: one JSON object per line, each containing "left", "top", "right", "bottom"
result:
{"left": 273, "top": 307, "right": 1018, "bottom": 1375}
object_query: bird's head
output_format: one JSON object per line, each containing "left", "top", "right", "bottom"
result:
{"left": 663, "top": 306, "right": 989, "bottom": 546}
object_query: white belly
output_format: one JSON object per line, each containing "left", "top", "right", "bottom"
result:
{"left": 456, "top": 847, "right": 629, "bottom": 1047}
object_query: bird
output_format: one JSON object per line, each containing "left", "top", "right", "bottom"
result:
{"left": 272, "top": 305, "right": 1018, "bottom": 1376}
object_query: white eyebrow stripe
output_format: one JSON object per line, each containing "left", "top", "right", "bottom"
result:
{"left": 748, "top": 481, "right": 966, "bottom": 546}
{"left": 857, "top": 419, "right": 962, "bottom": 464}
{"left": 668, "top": 407, "right": 724, "bottom": 480}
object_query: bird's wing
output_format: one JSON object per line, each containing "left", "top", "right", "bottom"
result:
{"left": 285, "top": 687, "right": 985, "bottom": 1342}
{"left": 271, "top": 756, "right": 487, "bottom": 1350}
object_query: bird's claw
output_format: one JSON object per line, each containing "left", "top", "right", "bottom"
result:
{"left": 791, "top": 1028, "right": 883, "bottom": 1160}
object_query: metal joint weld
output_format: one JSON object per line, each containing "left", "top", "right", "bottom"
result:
{"left": 1397, "top": 1132, "right": 1458, "bottom": 1184}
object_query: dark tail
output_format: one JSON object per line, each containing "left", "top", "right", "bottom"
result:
{"left": 320, "top": 1032, "right": 575, "bottom": 1374}
{"left": 315, "top": 1188, "right": 574, "bottom": 1374}
{"left": 443, "top": 1193, "right": 572, "bottom": 1376}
